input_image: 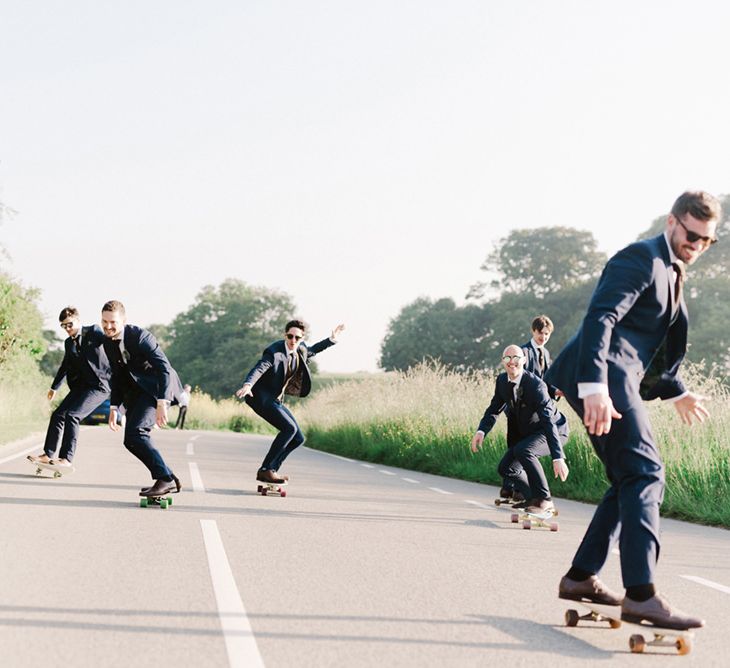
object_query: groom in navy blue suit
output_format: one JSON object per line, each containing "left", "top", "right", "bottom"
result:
{"left": 236, "top": 319, "right": 345, "bottom": 484}
{"left": 548, "top": 191, "right": 720, "bottom": 629}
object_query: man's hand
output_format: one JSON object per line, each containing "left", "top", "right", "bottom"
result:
{"left": 109, "top": 408, "right": 120, "bottom": 432}
{"left": 331, "top": 323, "right": 346, "bottom": 341}
{"left": 470, "top": 432, "right": 484, "bottom": 453}
{"left": 553, "top": 459, "right": 569, "bottom": 482}
{"left": 235, "top": 384, "right": 253, "bottom": 400}
{"left": 47, "top": 389, "right": 56, "bottom": 401}
{"left": 673, "top": 392, "right": 710, "bottom": 426}
{"left": 156, "top": 403, "right": 168, "bottom": 428}
{"left": 583, "top": 393, "right": 622, "bottom": 436}
{"left": 554, "top": 389, "right": 564, "bottom": 398}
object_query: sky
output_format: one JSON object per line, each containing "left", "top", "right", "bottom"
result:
{"left": 1, "top": 1, "right": 729, "bottom": 374}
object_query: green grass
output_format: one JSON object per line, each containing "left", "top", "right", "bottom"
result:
{"left": 297, "top": 364, "right": 730, "bottom": 528}
{"left": 0, "top": 378, "right": 51, "bottom": 447}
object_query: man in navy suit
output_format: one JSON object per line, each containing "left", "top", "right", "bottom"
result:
{"left": 471, "top": 344, "right": 570, "bottom": 513}
{"left": 236, "top": 319, "right": 345, "bottom": 484}
{"left": 101, "top": 300, "right": 184, "bottom": 498}
{"left": 547, "top": 191, "right": 720, "bottom": 629}
{"left": 28, "top": 306, "right": 111, "bottom": 467}
{"left": 521, "top": 314, "right": 560, "bottom": 400}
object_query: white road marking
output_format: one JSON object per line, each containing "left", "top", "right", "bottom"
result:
{"left": 361, "top": 463, "right": 374, "bottom": 469}
{"left": 0, "top": 443, "right": 43, "bottom": 466}
{"left": 200, "top": 520, "right": 265, "bottom": 668}
{"left": 428, "top": 487, "right": 453, "bottom": 495}
{"left": 680, "top": 575, "right": 730, "bottom": 595}
{"left": 402, "top": 477, "right": 420, "bottom": 484}
{"left": 190, "top": 435, "right": 200, "bottom": 441}
{"left": 380, "top": 470, "right": 397, "bottom": 476}
{"left": 189, "top": 462, "right": 205, "bottom": 492}
{"left": 312, "top": 450, "right": 355, "bottom": 462}
{"left": 186, "top": 442, "right": 195, "bottom": 456}
{"left": 465, "top": 499, "right": 493, "bottom": 510}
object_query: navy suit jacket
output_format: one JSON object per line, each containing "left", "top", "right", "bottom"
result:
{"left": 244, "top": 337, "right": 335, "bottom": 401}
{"left": 521, "top": 339, "right": 558, "bottom": 399}
{"left": 104, "top": 325, "right": 184, "bottom": 407}
{"left": 546, "top": 234, "right": 687, "bottom": 409}
{"left": 52, "top": 325, "right": 111, "bottom": 393}
{"left": 477, "top": 370, "right": 569, "bottom": 460}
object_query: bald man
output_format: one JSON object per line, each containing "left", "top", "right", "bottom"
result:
{"left": 471, "top": 344, "right": 570, "bottom": 514}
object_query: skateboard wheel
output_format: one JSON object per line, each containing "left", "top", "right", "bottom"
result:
{"left": 36, "top": 467, "right": 42, "bottom": 476}
{"left": 676, "top": 636, "right": 691, "bottom": 655}
{"left": 53, "top": 471, "right": 62, "bottom": 478}
{"left": 565, "top": 609, "right": 579, "bottom": 627}
{"left": 167, "top": 496, "right": 173, "bottom": 506}
{"left": 261, "top": 488, "right": 268, "bottom": 496}
{"left": 553, "top": 508, "right": 559, "bottom": 517}
{"left": 522, "top": 520, "right": 531, "bottom": 530}
{"left": 550, "top": 523, "right": 559, "bottom": 532}
{"left": 257, "top": 485, "right": 263, "bottom": 493}
{"left": 494, "top": 499, "right": 501, "bottom": 506}
{"left": 629, "top": 634, "right": 646, "bottom": 654}
{"left": 280, "top": 489, "right": 287, "bottom": 497}
{"left": 160, "top": 499, "right": 168, "bottom": 509}
{"left": 510, "top": 513, "right": 518, "bottom": 523}
{"left": 140, "top": 498, "right": 148, "bottom": 508}
{"left": 608, "top": 618, "right": 621, "bottom": 629}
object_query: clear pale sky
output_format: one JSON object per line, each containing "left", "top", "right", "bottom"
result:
{"left": 2, "top": 1, "right": 729, "bottom": 373}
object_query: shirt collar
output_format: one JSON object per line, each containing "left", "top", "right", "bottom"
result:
{"left": 508, "top": 372, "right": 523, "bottom": 386}
{"left": 530, "top": 338, "right": 542, "bottom": 351}
{"left": 663, "top": 231, "right": 681, "bottom": 266}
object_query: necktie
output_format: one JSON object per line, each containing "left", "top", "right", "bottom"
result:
{"left": 537, "top": 347, "right": 545, "bottom": 371}
{"left": 73, "top": 336, "right": 81, "bottom": 354}
{"left": 508, "top": 381, "right": 517, "bottom": 405}
{"left": 288, "top": 352, "right": 297, "bottom": 374}
{"left": 671, "top": 261, "right": 686, "bottom": 307}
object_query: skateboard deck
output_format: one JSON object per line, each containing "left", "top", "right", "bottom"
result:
{"left": 30, "top": 460, "right": 75, "bottom": 478}
{"left": 139, "top": 494, "right": 174, "bottom": 509}
{"left": 494, "top": 495, "right": 521, "bottom": 507}
{"left": 257, "top": 481, "right": 288, "bottom": 497}
{"left": 564, "top": 601, "right": 694, "bottom": 655}
{"left": 510, "top": 508, "right": 559, "bottom": 531}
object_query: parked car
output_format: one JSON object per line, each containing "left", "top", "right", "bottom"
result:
{"left": 82, "top": 398, "right": 122, "bottom": 425}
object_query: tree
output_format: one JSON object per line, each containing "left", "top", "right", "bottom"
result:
{"left": 468, "top": 227, "right": 606, "bottom": 300}
{"left": 38, "top": 329, "right": 64, "bottom": 377}
{"left": 162, "top": 279, "right": 297, "bottom": 398}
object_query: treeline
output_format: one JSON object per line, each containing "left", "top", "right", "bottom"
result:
{"left": 380, "top": 196, "right": 730, "bottom": 376}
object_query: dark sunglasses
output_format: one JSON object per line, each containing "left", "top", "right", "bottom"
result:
{"left": 60, "top": 322, "right": 76, "bottom": 330}
{"left": 286, "top": 333, "right": 303, "bottom": 341}
{"left": 675, "top": 216, "right": 717, "bottom": 246}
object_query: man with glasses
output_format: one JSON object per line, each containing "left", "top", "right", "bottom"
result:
{"left": 470, "top": 344, "right": 570, "bottom": 514}
{"left": 236, "top": 319, "right": 345, "bottom": 484}
{"left": 547, "top": 191, "right": 720, "bottom": 629}
{"left": 27, "top": 307, "right": 111, "bottom": 468}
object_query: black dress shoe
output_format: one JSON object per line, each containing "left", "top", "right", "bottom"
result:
{"left": 140, "top": 479, "right": 176, "bottom": 497}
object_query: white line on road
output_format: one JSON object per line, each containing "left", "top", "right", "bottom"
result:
{"left": 189, "top": 462, "right": 206, "bottom": 492}
{"left": 402, "top": 478, "right": 420, "bottom": 484}
{"left": 465, "top": 499, "right": 494, "bottom": 510}
{"left": 361, "top": 463, "right": 374, "bottom": 469}
{"left": 186, "top": 442, "right": 195, "bottom": 456}
{"left": 380, "top": 470, "right": 397, "bottom": 476}
{"left": 680, "top": 575, "right": 730, "bottom": 595}
{"left": 190, "top": 435, "right": 200, "bottom": 441}
{"left": 200, "top": 520, "right": 265, "bottom": 668}
{"left": 0, "top": 443, "right": 43, "bottom": 466}
{"left": 311, "top": 450, "right": 355, "bottom": 462}
{"left": 428, "top": 487, "right": 454, "bottom": 495}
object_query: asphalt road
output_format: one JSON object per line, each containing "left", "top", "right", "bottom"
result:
{"left": 1, "top": 427, "right": 728, "bottom": 667}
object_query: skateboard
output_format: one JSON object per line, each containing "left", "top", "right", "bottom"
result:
{"left": 510, "top": 508, "right": 559, "bottom": 531}
{"left": 30, "top": 460, "right": 75, "bottom": 478}
{"left": 564, "top": 601, "right": 694, "bottom": 655}
{"left": 139, "top": 494, "right": 174, "bottom": 509}
{"left": 494, "top": 495, "right": 521, "bottom": 507}
{"left": 257, "top": 481, "right": 287, "bottom": 497}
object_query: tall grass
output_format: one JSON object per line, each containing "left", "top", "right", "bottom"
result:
{"left": 0, "top": 376, "right": 51, "bottom": 446}
{"left": 297, "top": 364, "right": 730, "bottom": 528}
{"left": 177, "top": 390, "right": 275, "bottom": 434}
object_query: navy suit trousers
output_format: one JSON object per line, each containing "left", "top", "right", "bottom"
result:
{"left": 123, "top": 390, "right": 173, "bottom": 480}
{"left": 43, "top": 387, "right": 109, "bottom": 461}
{"left": 563, "top": 394, "right": 665, "bottom": 587}
{"left": 497, "top": 432, "right": 552, "bottom": 500}
{"left": 247, "top": 396, "right": 305, "bottom": 471}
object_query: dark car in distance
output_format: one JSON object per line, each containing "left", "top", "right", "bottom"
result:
{"left": 81, "top": 398, "right": 121, "bottom": 425}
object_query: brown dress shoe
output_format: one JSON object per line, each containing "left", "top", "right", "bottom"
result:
{"left": 526, "top": 498, "right": 556, "bottom": 514}
{"left": 622, "top": 593, "right": 705, "bottom": 629}
{"left": 28, "top": 453, "right": 52, "bottom": 464}
{"left": 559, "top": 575, "right": 623, "bottom": 605}
{"left": 256, "top": 470, "right": 286, "bottom": 484}
{"left": 140, "top": 479, "right": 176, "bottom": 497}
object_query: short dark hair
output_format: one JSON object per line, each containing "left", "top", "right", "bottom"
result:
{"left": 531, "top": 315, "right": 554, "bottom": 333}
{"left": 671, "top": 191, "right": 722, "bottom": 223}
{"left": 58, "top": 306, "right": 79, "bottom": 322}
{"left": 102, "top": 300, "right": 126, "bottom": 315}
{"left": 285, "top": 319, "right": 306, "bottom": 333}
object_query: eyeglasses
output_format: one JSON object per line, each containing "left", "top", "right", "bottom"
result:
{"left": 60, "top": 322, "right": 76, "bottom": 330}
{"left": 502, "top": 355, "right": 524, "bottom": 363}
{"left": 286, "top": 334, "right": 303, "bottom": 341}
{"left": 675, "top": 216, "right": 717, "bottom": 247}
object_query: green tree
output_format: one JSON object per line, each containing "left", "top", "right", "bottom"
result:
{"left": 0, "top": 272, "right": 46, "bottom": 373}
{"left": 38, "top": 328, "right": 64, "bottom": 378}
{"left": 162, "top": 279, "right": 297, "bottom": 398}
{"left": 468, "top": 226, "right": 606, "bottom": 300}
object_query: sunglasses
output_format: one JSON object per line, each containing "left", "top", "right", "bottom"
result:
{"left": 60, "top": 322, "right": 76, "bottom": 330}
{"left": 675, "top": 216, "right": 717, "bottom": 246}
{"left": 502, "top": 355, "right": 524, "bottom": 363}
{"left": 286, "top": 334, "right": 303, "bottom": 341}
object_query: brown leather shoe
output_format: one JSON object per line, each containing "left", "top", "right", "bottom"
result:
{"left": 140, "top": 479, "right": 176, "bottom": 497}
{"left": 622, "top": 593, "right": 705, "bottom": 629}
{"left": 526, "top": 498, "right": 556, "bottom": 514}
{"left": 28, "top": 453, "right": 52, "bottom": 464}
{"left": 559, "top": 575, "right": 623, "bottom": 605}
{"left": 511, "top": 491, "right": 526, "bottom": 503}
{"left": 274, "top": 472, "right": 290, "bottom": 481}
{"left": 256, "top": 469, "right": 286, "bottom": 484}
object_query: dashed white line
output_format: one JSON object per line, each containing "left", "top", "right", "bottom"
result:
{"left": 0, "top": 443, "right": 43, "bottom": 466}
{"left": 189, "top": 462, "right": 205, "bottom": 492}
{"left": 190, "top": 435, "right": 200, "bottom": 441}
{"left": 380, "top": 470, "right": 397, "bottom": 476}
{"left": 361, "top": 463, "right": 375, "bottom": 469}
{"left": 428, "top": 487, "right": 453, "bottom": 495}
{"left": 200, "top": 520, "right": 265, "bottom": 668}
{"left": 313, "top": 450, "right": 355, "bottom": 462}
{"left": 680, "top": 575, "right": 730, "bottom": 595}
{"left": 186, "top": 442, "right": 195, "bottom": 456}
{"left": 402, "top": 478, "right": 420, "bottom": 484}
{"left": 465, "top": 499, "right": 492, "bottom": 510}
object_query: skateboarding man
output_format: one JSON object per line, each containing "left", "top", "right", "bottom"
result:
{"left": 471, "top": 344, "right": 569, "bottom": 513}
{"left": 235, "top": 319, "right": 344, "bottom": 484}
{"left": 175, "top": 384, "right": 191, "bottom": 429}
{"left": 547, "top": 191, "right": 719, "bottom": 628}
{"left": 27, "top": 306, "right": 111, "bottom": 468}
{"left": 101, "top": 300, "right": 184, "bottom": 497}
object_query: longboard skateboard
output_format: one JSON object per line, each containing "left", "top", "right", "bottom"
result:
{"left": 29, "top": 460, "right": 75, "bottom": 478}
{"left": 139, "top": 476, "right": 180, "bottom": 509}
{"left": 564, "top": 601, "right": 694, "bottom": 655}
{"left": 494, "top": 495, "right": 523, "bottom": 507}
{"left": 510, "top": 508, "right": 559, "bottom": 531}
{"left": 257, "top": 481, "right": 287, "bottom": 497}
